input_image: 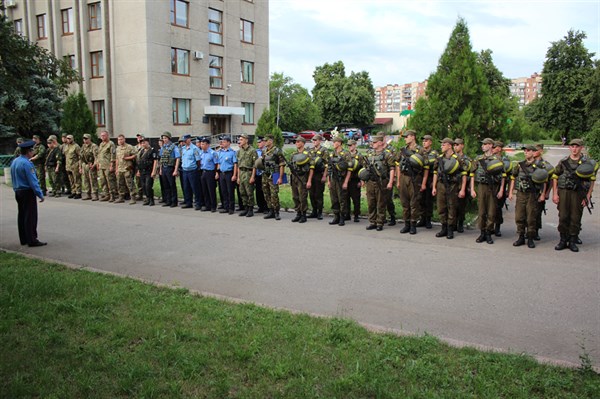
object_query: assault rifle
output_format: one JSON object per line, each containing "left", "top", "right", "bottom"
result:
{"left": 583, "top": 196, "right": 595, "bottom": 215}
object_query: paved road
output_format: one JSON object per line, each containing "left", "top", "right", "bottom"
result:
{"left": 1, "top": 147, "right": 598, "bottom": 368}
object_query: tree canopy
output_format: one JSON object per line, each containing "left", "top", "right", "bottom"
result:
{"left": 255, "top": 108, "right": 283, "bottom": 148}
{"left": 61, "top": 92, "right": 98, "bottom": 143}
{"left": 312, "top": 61, "right": 375, "bottom": 129}
{"left": 269, "top": 73, "right": 321, "bottom": 133}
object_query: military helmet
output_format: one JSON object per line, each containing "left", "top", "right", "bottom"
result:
{"left": 427, "top": 151, "right": 437, "bottom": 163}
{"left": 291, "top": 152, "right": 309, "bottom": 166}
{"left": 347, "top": 158, "right": 359, "bottom": 172}
{"left": 503, "top": 159, "right": 516, "bottom": 174}
{"left": 486, "top": 159, "right": 504, "bottom": 175}
{"left": 441, "top": 157, "right": 460, "bottom": 175}
{"left": 358, "top": 167, "right": 371, "bottom": 181}
{"left": 254, "top": 157, "right": 264, "bottom": 170}
{"left": 576, "top": 160, "right": 597, "bottom": 179}
{"left": 408, "top": 153, "right": 425, "bottom": 170}
{"left": 531, "top": 168, "right": 549, "bottom": 184}
{"left": 334, "top": 158, "right": 348, "bottom": 171}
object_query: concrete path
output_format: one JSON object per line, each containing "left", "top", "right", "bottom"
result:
{"left": 1, "top": 147, "right": 598, "bottom": 368}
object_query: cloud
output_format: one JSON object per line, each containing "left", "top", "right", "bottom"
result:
{"left": 270, "top": 0, "right": 600, "bottom": 90}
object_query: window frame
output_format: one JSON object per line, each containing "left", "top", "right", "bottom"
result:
{"left": 90, "top": 51, "right": 104, "bottom": 78}
{"left": 240, "top": 19, "right": 254, "bottom": 44}
{"left": 14, "top": 19, "right": 23, "bottom": 36}
{"left": 64, "top": 54, "right": 76, "bottom": 70}
{"left": 88, "top": 2, "right": 102, "bottom": 31}
{"left": 208, "top": 8, "right": 223, "bottom": 45}
{"left": 172, "top": 98, "right": 192, "bottom": 125}
{"left": 241, "top": 61, "right": 254, "bottom": 84}
{"left": 210, "top": 94, "right": 224, "bottom": 106}
{"left": 209, "top": 55, "right": 223, "bottom": 89}
{"left": 171, "top": 48, "right": 190, "bottom": 76}
{"left": 170, "top": 0, "right": 189, "bottom": 28}
{"left": 92, "top": 100, "right": 106, "bottom": 127}
{"left": 242, "top": 102, "right": 254, "bottom": 125}
{"left": 61, "top": 8, "right": 74, "bottom": 35}
{"left": 36, "top": 14, "right": 47, "bottom": 39}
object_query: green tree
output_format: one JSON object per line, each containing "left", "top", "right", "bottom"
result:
{"left": 312, "top": 61, "right": 375, "bottom": 128}
{"left": 534, "top": 30, "right": 595, "bottom": 141}
{"left": 409, "top": 18, "right": 496, "bottom": 155}
{"left": 255, "top": 108, "right": 282, "bottom": 148}
{"left": 0, "top": 4, "right": 80, "bottom": 138}
{"left": 270, "top": 72, "right": 321, "bottom": 133}
{"left": 61, "top": 92, "right": 97, "bottom": 143}
{"left": 584, "top": 61, "right": 600, "bottom": 159}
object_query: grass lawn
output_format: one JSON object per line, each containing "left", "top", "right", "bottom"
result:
{"left": 1, "top": 252, "right": 598, "bottom": 398}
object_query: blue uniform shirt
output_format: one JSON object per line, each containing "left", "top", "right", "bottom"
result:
{"left": 256, "top": 148, "right": 263, "bottom": 176}
{"left": 181, "top": 144, "right": 201, "bottom": 171}
{"left": 200, "top": 148, "right": 218, "bottom": 170}
{"left": 159, "top": 143, "right": 181, "bottom": 162}
{"left": 217, "top": 147, "right": 237, "bottom": 172}
{"left": 11, "top": 155, "right": 44, "bottom": 199}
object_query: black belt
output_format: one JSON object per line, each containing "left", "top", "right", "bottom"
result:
{"left": 239, "top": 167, "right": 253, "bottom": 171}
{"left": 220, "top": 170, "right": 233, "bottom": 173}
{"left": 202, "top": 169, "right": 215, "bottom": 172}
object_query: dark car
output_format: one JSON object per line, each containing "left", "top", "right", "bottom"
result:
{"left": 281, "top": 131, "right": 298, "bottom": 144}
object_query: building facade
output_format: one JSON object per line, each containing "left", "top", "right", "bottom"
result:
{"left": 374, "top": 81, "right": 427, "bottom": 113}
{"left": 4, "top": 0, "right": 269, "bottom": 138}
{"left": 510, "top": 73, "right": 542, "bottom": 107}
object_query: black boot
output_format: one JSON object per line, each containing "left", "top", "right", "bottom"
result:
{"left": 292, "top": 212, "right": 301, "bottom": 222}
{"left": 299, "top": 212, "right": 307, "bottom": 223}
{"left": 329, "top": 215, "right": 340, "bottom": 225}
{"left": 425, "top": 217, "right": 432, "bottom": 229}
{"left": 400, "top": 221, "right": 410, "bottom": 234}
{"left": 447, "top": 227, "right": 454, "bottom": 239}
{"left": 485, "top": 232, "right": 494, "bottom": 244}
{"left": 569, "top": 236, "right": 579, "bottom": 252}
{"left": 409, "top": 221, "right": 417, "bottom": 235}
{"left": 354, "top": 215, "right": 360, "bottom": 223}
{"left": 513, "top": 235, "right": 526, "bottom": 247}
{"left": 307, "top": 210, "right": 317, "bottom": 219}
{"left": 317, "top": 209, "right": 323, "bottom": 220}
{"left": 338, "top": 217, "right": 345, "bottom": 226}
{"left": 344, "top": 213, "right": 351, "bottom": 221}
{"left": 555, "top": 234, "right": 568, "bottom": 251}
{"left": 415, "top": 218, "right": 426, "bottom": 227}
{"left": 574, "top": 236, "right": 583, "bottom": 245}
{"left": 435, "top": 224, "right": 448, "bottom": 238}
{"left": 264, "top": 209, "right": 275, "bottom": 219}
{"left": 533, "top": 233, "right": 541, "bottom": 241}
{"left": 239, "top": 206, "right": 249, "bottom": 217}
{"left": 246, "top": 207, "right": 254, "bottom": 217}
{"left": 476, "top": 230, "right": 486, "bottom": 243}
{"left": 387, "top": 216, "right": 396, "bottom": 226}
{"left": 527, "top": 237, "right": 536, "bottom": 248}
{"left": 457, "top": 220, "right": 464, "bottom": 233}
{"left": 274, "top": 211, "right": 281, "bottom": 221}
{"left": 494, "top": 224, "right": 502, "bottom": 237}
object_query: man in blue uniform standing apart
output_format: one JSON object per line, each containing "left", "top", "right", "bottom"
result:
{"left": 11, "top": 140, "right": 47, "bottom": 247}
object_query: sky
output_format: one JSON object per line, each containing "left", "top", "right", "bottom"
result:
{"left": 269, "top": 0, "right": 600, "bottom": 90}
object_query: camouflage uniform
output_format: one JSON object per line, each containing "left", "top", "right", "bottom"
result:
{"left": 236, "top": 143, "right": 258, "bottom": 211}
{"left": 31, "top": 140, "right": 47, "bottom": 195}
{"left": 97, "top": 140, "right": 118, "bottom": 201}
{"left": 432, "top": 151, "right": 468, "bottom": 238}
{"left": 289, "top": 148, "right": 311, "bottom": 221}
{"left": 397, "top": 144, "right": 429, "bottom": 233}
{"left": 80, "top": 140, "right": 99, "bottom": 200}
{"left": 453, "top": 150, "right": 471, "bottom": 232}
{"left": 59, "top": 137, "right": 72, "bottom": 194}
{"left": 364, "top": 144, "right": 396, "bottom": 230}
{"left": 261, "top": 143, "right": 285, "bottom": 219}
{"left": 115, "top": 143, "right": 138, "bottom": 203}
{"left": 307, "top": 143, "right": 329, "bottom": 219}
{"left": 64, "top": 140, "right": 82, "bottom": 197}
{"left": 45, "top": 142, "right": 63, "bottom": 197}
{"left": 510, "top": 158, "right": 547, "bottom": 246}
{"left": 470, "top": 153, "right": 505, "bottom": 243}
{"left": 345, "top": 147, "right": 362, "bottom": 222}
{"left": 383, "top": 144, "right": 398, "bottom": 226}
{"left": 327, "top": 146, "right": 350, "bottom": 225}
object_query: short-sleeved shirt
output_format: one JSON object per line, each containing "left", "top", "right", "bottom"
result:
{"left": 200, "top": 148, "right": 218, "bottom": 171}
{"left": 97, "top": 140, "right": 116, "bottom": 169}
{"left": 181, "top": 144, "right": 201, "bottom": 171}
{"left": 217, "top": 147, "right": 237, "bottom": 172}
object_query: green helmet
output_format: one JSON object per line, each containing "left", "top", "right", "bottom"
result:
{"left": 347, "top": 158, "right": 359, "bottom": 172}
{"left": 503, "top": 159, "right": 516, "bottom": 173}
{"left": 291, "top": 152, "right": 309, "bottom": 166}
{"left": 442, "top": 157, "right": 460, "bottom": 175}
{"left": 254, "top": 157, "right": 264, "bottom": 170}
{"left": 531, "top": 168, "right": 549, "bottom": 184}
{"left": 576, "top": 160, "right": 597, "bottom": 179}
{"left": 408, "top": 153, "right": 425, "bottom": 170}
{"left": 486, "top": 159, "right": 504, "bottom": 175}
{"left": 358, "top": 167, "right": 371, "bottom": 181}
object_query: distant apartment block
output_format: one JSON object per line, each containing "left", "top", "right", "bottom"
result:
{"left": 374, "top": 81, "right": 427, "bottom": 113}
{"left": 3, "top": 0, "right": 269, "bottom": 138}
{"left": 510, "top": 73, "right": 542, "bottom": 107}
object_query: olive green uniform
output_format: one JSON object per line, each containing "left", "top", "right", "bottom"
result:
{"left": 237, "top": 144, "right": 258, "bottom": 208}
{"left": 345, "top": 150, "right": 362, "bottom": 220}
{"left": 261, "top": 145, "right": 285, "bottom": 213}
{"left": 511, "top": 160, "right": 546, "bottom": 239}
{"left": 59, "top": 142, "right": 71, "bottom": 194}
{"left": 97, "top": 140, "right": 118, "bottom": 201}
{"left": 31, "top": 142, "right": 47, "bottom": 194}
{"left": 45, "top": 146, "right": 63, "bottom": 196}
{"left": 419, "top": 147, "right": 438, "bottom": 225}
{"left": 454, "top": 152, "right": 471, "bottom": 231}
{"left": 433, "top": 153, "right": 468, "bottom": 228}
{"left": 64, "top": 142, "right": 82, "bottom": 195}
{"left": 289, "top": 150, "right": 311, "bottom": 214}
{"left": 535, "top": 158, "right": 554, "bottom": 235}
{"left": 364, "top": 149, "right": 396, "bottom": 228}
{"left": 328, "top": 149, "right": 350, "bottom": 217}
{"left": 398, "top": 145, "right": 428, "bottom": 223}
{"left": 80, "top": 142, "right": 99, "bottom": 199}
{"left": 471, "top": 154, "right": 505, "bottom": 234}
{"left": 308, "top": 146, "right": 329, "bottom": 217}
{"left": 383, "top": 146, "right": 398, "bottom": 224}
{"left": 116, "top": 143, "right": 138, "bottom": 201}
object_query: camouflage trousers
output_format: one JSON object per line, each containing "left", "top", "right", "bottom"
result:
{"left": 117, "top": 170, "right": 137, "bottom": 198}
{"left": 399, "top": 174, "right": 422, "bottom": 222}
{"left": 515, "top": 190, "right": 539, "bottom": 237}
{"left": 66, "top": 167, "right": 81, "bottom": 194}
{"left": 291, "top": 173, "right": 308, "bottom": 213}
{"left": 436, "top": 182, "right": 458, "bottom": 226}
{"left": 35, "top": 164, "right": 46, "bottom": 193}
{"left": 366, "top": 180, "right": 387, "bottom": 226}
{"left": 262, "top": 173, "right": 280, "bottom": 212}
{"left": 238, "top": 169, "right": 255, "bottom": 207}
{"left": 557, "top": 188, "right": 585, "bottom": 236}
{"left": 98, "top": 168, "right": 118, "bottom": 199}
{"left": 329, "top": 177, "right": 347, "bottom": 216}
{"left": 47, "top": 168, "right": 61, "bottom": 195}
{"left": 81, "top": 164, "right": 99, "bottom": 196}
{"left": 59, "top": 166, "right": 70, "bottom": 193}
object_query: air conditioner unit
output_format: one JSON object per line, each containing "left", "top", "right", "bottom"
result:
{"left": 6, "top": 0, "right": 17, "bottom": 8}
{"left": 193, "top": 51, "right": 204, "bottom": 60}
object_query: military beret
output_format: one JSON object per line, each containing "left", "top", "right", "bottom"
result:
{"left": 347, "top": 139, "right": 357, "bottom": 145}
{"left": 453, "top": 138, "right": 464, "bottom": 145}
{"left": 18, "top": 140, "right": 36, "bottom": 149}
{"left": 522, "top": 144, "right": 537, "bottom": 151}
{"left": 422, "top": 134, "right": 433, "bottom": 141}
{"left": 83, "top": 134, "right": 92, "bottom": 139}
{"left": 440, "top": 137, "right": 455, "bottom": 145}
{"left": 161, "top": 131, "right": 172, "bottom": 138}
{"left": 312, "top": 134, "right": 324, "bottom": 141}
{"left": 480, "top": 138, "right": 494, "bottom": 145}
{"left": 569, "top": 138, "right": 584, "bottom": 146}
{"left": 402, "top": 130, "right": 416, "bottom": 138}
{"left": 295, "top": 136, "right": 306, "bottom": 143}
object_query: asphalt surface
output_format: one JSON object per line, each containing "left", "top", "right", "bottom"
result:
{"left": 1, "top": 147, "right": 598, "bottom": 368}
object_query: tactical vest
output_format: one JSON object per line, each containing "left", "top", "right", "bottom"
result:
{"left": 45, "top": 147, "right": 59, "bottom": 167}
{"left": 290, "top": 151, "right": 310, "bottom": 175}
{"left": 399, "top": 146, "right": 420, "bottom": 177}
{"left": 367, "top": 151, "right": 389, "bottom": 181}
{"left": 515, "top": 161, "right": 539, "bottom": 193}
{"left": 437, "top": 154, "right": 461, "bottom": 184}
{"left": 138, "top": 148, "right": 154, "bottom": 172}
{"left": 329, "top": 151, "right": 348, "bottom": 180}
{"left": 160, "top": 143, "right": 176, "bottom": 167}
{"left": 81, "top": 144, "right": 96, "bottom": 164}
{"left": 474, "top": 156, "right": 501, "bottom": 185}
{"left": 263, "top": 146, "right": 281, "bottom": 174}
{"left": 310, "top": 148, "right": 326, "bottom": 173}
{"left": 557, "top": 157, "right": 586, "bottom": 190}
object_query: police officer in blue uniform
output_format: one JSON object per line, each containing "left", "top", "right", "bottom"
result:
{"left": 199, "top": 137, "right": 219, "bottom": 212}
{"left": 10, "top": 140, "right": 47, "bottom": 247}
{"left": 216, "top": 136, "right": 238, "bottom": 214}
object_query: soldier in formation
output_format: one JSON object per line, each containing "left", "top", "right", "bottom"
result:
{"left": 327, "top": 136, "right": 351, "bottom": 226}
{"left": 260, "top": 134, "right": 285, "bottom": 220}
{"left": 452, "top": 138, "right": 471, "bottom": 233}
{"left": 158, "top": 131, "right": 180, "bottom": 208}
{"left": 80, "top": 133, "right": 99, "bottom": 201}
{"left": 115, "top": 134, "right": 138, "bottom": 204}
{"left": 345, "top": 139, "right": 362, "bottom": 223}
{"left": 307, "top": 134, "right": 329, "bottom": 220}
{"left": 30, "top": 135, "right": 47, "bottom": 196}
{"left": 236, "top": 134, "right": 258, "bottom": 217}
{"left": 417, "top": 134, "right": 438, "bottom": 229}
{"left": 362, "top": 135, "right": 396, "bottom": 231}
{"left": 136, "top": 137, "right": 158, "bottom": 206}
{"left": 45, "top": 135, "right": 63, "bottom": 197}
{"left": 64, "top": 134, "right": 81, "bottom": 199}
{"left": 288, "top": 136, "right": 311, "bottom": 223}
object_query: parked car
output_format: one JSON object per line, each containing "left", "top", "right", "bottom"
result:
{"left": 298, "top": 130, "right": 318, "bottom": 141}
{"left": 281, "top": 131, "right": 298, "bottom": 144}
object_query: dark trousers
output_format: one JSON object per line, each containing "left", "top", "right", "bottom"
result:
{"left": 254, "top": 174, "right": 267, "bottom": 211}
{"left": 201, "top": 170, "right": 217, "bottom": 210}
{"left": 345, "top": 178, "right": 361, "bottom": 216}
{"left": 182, "top": 169, "right": 202, "bottom": 207}
{"left": 309, "top": 172, "right": 325, "bottom": 211}
{"left": 15, "top": 189, "right": 38, "bottom": 245}
{"left": 219, "top": 171, "right": 235, "bottom": 211}
{"left": 140, "top": 171, "right": 154, "bottom": 201}
{"left": 160, "top": 165, "right": 178, "bottom": 205}
{"left": 420, "top": 175, "right": 434, "bottom": 219}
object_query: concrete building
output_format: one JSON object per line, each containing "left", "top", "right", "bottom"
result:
{"left": 375, "top": 81, "right": 427, "bottom": 113}
{"left": 510, "top": 73, "right": 542, "bottom": 107}
{"left": 3, "top": 0, "right": 269, "bottom": 138}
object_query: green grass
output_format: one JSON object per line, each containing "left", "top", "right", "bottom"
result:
{"left": 1, "top": 252, "right": 598, "bottom": 398}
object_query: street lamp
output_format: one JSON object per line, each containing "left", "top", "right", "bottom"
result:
{"left": 276, "top": 86, "right": 282, "bottom": 126}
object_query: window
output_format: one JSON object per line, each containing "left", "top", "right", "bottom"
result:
{"left": 173, "top": 99, "right": 191, "bottom": 125}
{"left": 14, "top": 19, "right": 23, "bottom": 36}
{"left": 170, "top": 0, "right": 189, "bottom": 27}
{"left": 90, "top": 51, "right": 104, "bottom": 78}
{"left": 62, "top": 8, "right": 74, "bottom": 35}
{"left": 208, "top": 8, "right": 223, "bottom": 45}
{"left": 209, "top": 55, "right": 223, "bottom": 88}
{"left": 64, "top": 54, "right": 76, "bottom": 69}
{"left": 37, "top": 14, "right": 47, "bottom": 39}
{"left": 88, "top": 3, "right": 102, "bottom": 30}
{"left": 241, "top": 61, "right": 254, "bottom": 84}
{"left": 240, "top": 19, "right": 253, "bottom": 43}
{"left": 92, "top": 101, "right": 105, "bottom": 126}
{"left": 171, "top": 48, "right": 189, "bottom": 75}
{"left": 242, "top": 102, "right": 254, "bottom": 124}
{"left": 210, "top": 94, "right": 224, "bottom": 106}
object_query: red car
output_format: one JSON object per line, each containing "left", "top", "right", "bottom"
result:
{"left": 298, "top": 130, "right": 331, "bottom": 141}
